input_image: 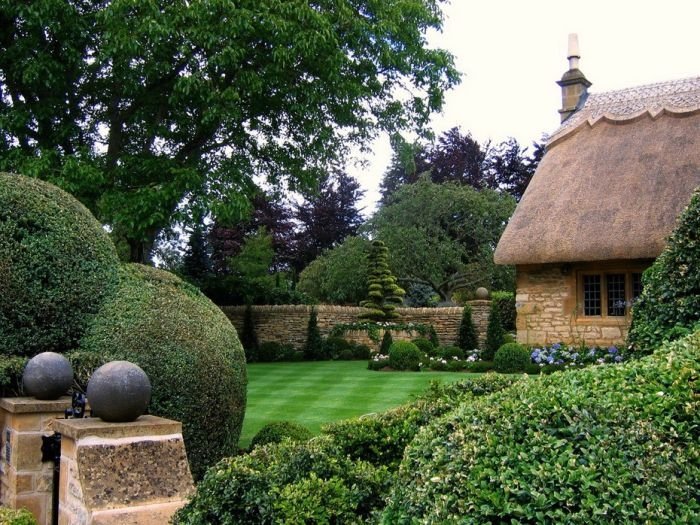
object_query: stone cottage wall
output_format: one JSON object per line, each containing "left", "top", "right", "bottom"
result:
{"left": 221, "top": 301, "right": 491, "bottom": 350}
{"left": 515, "top": 263, "right": 632, "bottom": 347}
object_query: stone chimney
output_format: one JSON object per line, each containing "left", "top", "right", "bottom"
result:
{"left": 557, "top": 33, "right": 592, "bottom": 122}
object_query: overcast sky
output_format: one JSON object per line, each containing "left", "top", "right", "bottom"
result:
{"left": 350, "top": 0, "right": 700, "bottom": 214}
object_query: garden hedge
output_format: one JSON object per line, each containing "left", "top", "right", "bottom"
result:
{"left": 0, "top": 173, "right": 119, "bottom": 356}
{"left": 79, "top": 264, "right": 247, "bottom": 479}
{"left": 383, "top": 331, "right": 700, "bottom": 523}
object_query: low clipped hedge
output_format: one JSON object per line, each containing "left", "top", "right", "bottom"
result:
{"left": 494, "top": 342, "right": 530, "bottom": 373}
{"left": 383, "top": 331, "right": 700, "bottom": 523}
{"left": 388, "top": 341, "right": 422, "bottom": 371}
{"left": 0, "top": 173, "right": 119, "bottom": 356}
{"left": 79, "top": 264, "right": 247, "bottom": 480}
{"left": 174, "top": 375, "right": 519, "bottom": 524}
{"left": 250, "top": 421, "right": 313, "bottom": 449}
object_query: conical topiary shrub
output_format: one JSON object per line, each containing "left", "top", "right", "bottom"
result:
{"left": 359, "top": 240, "right": 405, "bottom": 321}
{"left": 457, "top": 304, "right": 479, "bottom": 352}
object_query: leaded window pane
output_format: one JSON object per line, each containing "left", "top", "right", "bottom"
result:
{"left": 583, "top": 275, "right": 601, "bottom": 316}
{"left": 607, "top": 274, "right": 626, "bottom": 316}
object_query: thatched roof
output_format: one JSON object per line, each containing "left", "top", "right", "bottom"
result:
{"left": 495, "top": 77, "right": 700, "bottom": 265}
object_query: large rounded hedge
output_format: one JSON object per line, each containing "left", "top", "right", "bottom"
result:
{"left": 383, "top": 332, "right": 700, "bottom": 523}
{"left": 0, "top": 173, "right": 119, "bottom": 356}
{"left": 79, "top": 264, "right": 247, "bottom": 479}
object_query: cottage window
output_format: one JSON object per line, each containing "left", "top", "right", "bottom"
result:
{"left": 579, "top": 271, "right": 643, "bottom": 317}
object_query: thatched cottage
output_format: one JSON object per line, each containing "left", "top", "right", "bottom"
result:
{"left": 494, "top": 36, "right": 700, "bottom": 346}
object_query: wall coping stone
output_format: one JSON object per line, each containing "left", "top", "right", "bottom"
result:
{"left": 53, "top": 415, "right": 182, "bottom": 441}
{"left": 0, "top": 396, "right": 72, "bottom": 414}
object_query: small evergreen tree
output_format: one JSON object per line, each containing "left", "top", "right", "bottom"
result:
{"left": 240, "top": 304, "right": 259, "bottom": 362}
{"left": 379, "top": 331, "right": 394, "bottom": 355}
{"left": 359, "top": 240, "right": 406, "bottom": 321}
{"left": 484, "top": 302, "right": 505, "bottom": 360}
{"left": 457, "top": 304, "right": 479, "bottom": 352}
{"left": 304, "top": 307, "right": 325, "bottom": 360}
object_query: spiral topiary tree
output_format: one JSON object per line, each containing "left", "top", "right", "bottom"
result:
{"left": 0, "top": 173, "right": 120, "bottom": 356}
{"left": 359, "top": 240, "right": 405, "bottom": 321}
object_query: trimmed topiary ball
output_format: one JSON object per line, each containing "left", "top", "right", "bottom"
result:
{"left": 0, "top": 173, "right": 119, "bottom": 356}
{"left": 250, "top": 421, "right": 313, "bottom": 449}
{"left": 388, "top": 341, "right": 422, "bottom": 371}
{"left": 494, "top": 342, "right": 530, "bottom": 373}
{"left": 79, "top": 264, "right": 247, "bottom": 479}
{"left": 411, "top": 338, "right": 435, "bottom": 356}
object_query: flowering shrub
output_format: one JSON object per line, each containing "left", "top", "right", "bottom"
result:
{"left": 367, "top": 353, "right": 390, "bottom": 371}
{"left": 330, "top": 321, "right": 434, "bottom": 342}
{"left": 530, "top": 342, "right": 625, "bottom": 367}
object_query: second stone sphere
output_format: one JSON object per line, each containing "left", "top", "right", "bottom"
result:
{"left": 87, "top": 361, "right": 151, "bottom": 423}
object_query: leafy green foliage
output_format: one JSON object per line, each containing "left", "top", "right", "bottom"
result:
{"left": 365, "top": 176, "right": 516, "bottom": 301}
{"left": 484, "top": 301, "right": 506, "bottom": 360}
{"left": 0, "top": 506, "right": 38, "bottom": 525}
{"left": 0, "top": 355, "right": 28, "bottom": 397}
{"left": 0, "top": 173, "right": 119, "bottom": 356}
{"left": 457, "top": 304, "right": 479, "bottom": 352}
{"left": 492, "top": 290, "right": 516, "bottom": 332}
{"left": 176, "top": 374, "right": 519, "bottom": 524}
{"left": 494, "top": 342, "right": 530, "bottom": 373}
{"left": 628, "top": 190, "right": 700, "bottom": 354}
{"left": 297, "top": 236, "right": 370, "bottom": 305}
{"left": 250, "top": 421, "right": 313, "bottom": 449}
{"left": 439, "top": 345, "right": 465, "bottom": 360}
{"left": 388, "top": 341, "right": 422, "bottom": 371}
{"left": 384, "top": 332, "right": 700, "bottom": 523}
{"left": 359, "top": 240, "right": 406, "bottom": 320}
{"left": 1, "top": 0, "right": 458, "bottom": 261}
{"left": 304, "top": 307, "right": 325, "bottom": 360}
{"left": 79, "top": 264, "right": 246, "bottom": 479}
{"left": 411, "top": 338, "right": 435, "bottom": 356}
{"left": 173, "top": 437, "right": 391, "bottom": 525}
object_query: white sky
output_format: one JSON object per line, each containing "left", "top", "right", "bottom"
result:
{"left": 350, "top": 0, "right": 700, "bottom": 215}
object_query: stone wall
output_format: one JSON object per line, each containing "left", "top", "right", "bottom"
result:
{"left": 515, "top": 262, "right": 645, "bottom": 347}
{"left": 222, "top": 301, "right": 492, "bottom": 350}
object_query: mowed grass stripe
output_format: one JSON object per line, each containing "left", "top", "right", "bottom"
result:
{"left": 239, "top": 361, "right": 474, "bottom": 448}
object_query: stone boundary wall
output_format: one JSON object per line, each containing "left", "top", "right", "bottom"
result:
{"left": 222, "top": 301, "right": 491, "bottom": 350}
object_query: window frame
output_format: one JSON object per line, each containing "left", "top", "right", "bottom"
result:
{"left": 577, "top": 270, "right": 643, "bottom": 319}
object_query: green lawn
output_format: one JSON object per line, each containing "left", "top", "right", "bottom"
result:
{"left": 239, "top": 360, "right": 475, "bottom": 448}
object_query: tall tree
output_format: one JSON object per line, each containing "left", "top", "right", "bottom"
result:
{"left": 379, "top": 127, "right": 544, "bottom": 202}
{"left": 0, "top": 0, "right": 459, "bottom": 262}
{"left": 292, "top": 171, "right": 365, "bottom": 272}
{"left": 208, "top": 191, "right": 295, "bottom": 274}
{"left": 365, "top": 176, "right": 516, "bottom": 302}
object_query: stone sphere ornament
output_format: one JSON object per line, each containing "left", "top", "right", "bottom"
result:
{"left": 23, "top": 352, "right": 74, "bottom": 400}
{"left": 87, "top": 361, "right": 151, "bottom": 423}
{"left": 475, "top": 287, "right": 490, "bottom": 299}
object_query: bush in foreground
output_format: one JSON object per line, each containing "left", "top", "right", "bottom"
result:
{"left": 383, "top": 331, "right": 700, "bottom": 523}
{"left": 79, "top": 264, "right": 247, "bottom": 479}
{"left": 0, "top": 173, "right": 119, "bottom": 356}
{"left": 174, "top": 375, "right": 519, "bottom": 524}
